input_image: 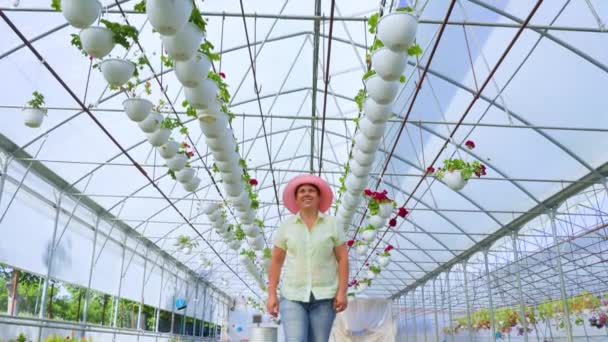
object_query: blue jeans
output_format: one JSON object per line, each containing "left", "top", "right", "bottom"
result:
{"left": 280, "top": 293, "right": 336, "bottom": 342}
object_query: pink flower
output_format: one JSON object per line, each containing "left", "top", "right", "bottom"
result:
{"left": 426, "top": 166, "right": 435, "bottom": 174}
{"left": 384, "top": 245, "right": 394, "bottom": 252}
{"left": 397, "top": 207, "right": 408, "bottom": 218}
{"left": 465, "top": 140, "right": 475, "bottom": 149}
{"left": 219, "top": 72, "right": 226, "bottom": 79}
{"left": 249, "top": 178, "right": 258, "bottom": 186}
{"left": 364, "top": 189, "right": 373, "bottom": 196}
{"left": 347, "top": 240, "right": 354, "bottom": 247}
{"left": 389, "top": 218, "right": 397, "bottom": 227}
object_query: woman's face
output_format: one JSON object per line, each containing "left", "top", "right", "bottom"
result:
{"left": 295, "top": 184, "right": 320, "bottom": 211}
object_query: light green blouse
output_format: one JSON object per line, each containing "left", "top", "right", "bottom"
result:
{"left": 273, "top": 212, "right": 347, "bottom": 302}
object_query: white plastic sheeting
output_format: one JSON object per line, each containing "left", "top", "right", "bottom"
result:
{"left": 331, "top": 298, "right": 396, "bottom": 341}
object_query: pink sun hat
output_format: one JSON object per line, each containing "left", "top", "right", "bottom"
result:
{"left": 283, "top": 174, "right": 334, "bottom": 214}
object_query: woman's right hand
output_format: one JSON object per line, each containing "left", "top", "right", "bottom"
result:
{"left": 267, "top": 293, "right": 279, "bottom": 317}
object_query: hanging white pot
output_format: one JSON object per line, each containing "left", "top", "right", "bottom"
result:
{"left": 158, "top": 140, "right": 180, "bottom": 159}
{"left": 364, "top": 97, "right": 393, "bottom": 123}
{"left": 238, "top": 254, "right": 251, "bottom": 265}
{"left": 199, "top": 113, "right": 228, "bottom": 137}
{"left": 167, "top": 154, "right": 188, "bottom": 171}
{"left": 61, "top": 0, "right": 101, "bottom": 29}
{"left": 345, "top": 174, "right": 367, "bottom": 194}
{"left": 357, "top": 282, "right": 368, "bottom": 293}
{"left": 356, "top": 244, "right": 369, "bottom": 256}
{"left": 343, "top": 192, "right": 362, "bottom": 209}
{"left": 376, "top": 12, "right": 418, "bottom": 53}
{"left": 215, "top": 223, "right": 228, "bottom": 234}
{"left": 352, "top": 148, "right": 376, "bottom": 167}
{"left": 367, "top": 270, "right": 377, "bottom": 280}
{"left": 350, "top": 158, "right": 372, "bottom": 178}
{"left": 365, "top": 75, "right": 399, "bottom": 105}
{"left": 212, "top": 148, "right": 238, "bottom": 163}
{"left": 79, "top": 26, "right": 114, "bottom": 59}
{"left": 223, "top": 181, "right": 244, "bottom": 197}
{"left": 378, "top": 255, "right": 391, "bottom": 267}
{"left": 161, "top": 22, "right": 205, "bottom": 61}
{"left": 22, "top": 108, "right": 46, "bottom": 128}
{"left": 146, "top": 0, "right": 193, "bottom": 36}
{"left": 443, "top": 170, "right": 467, "bottom": 191}
{"left": 229, "top": 240, "right": 242, "bottom": 250}
{"left": 176, "top": 167, "right": 195, "bottom": 183}
{"left": 207, "top": 210, "right": 221, "bottom": 222}
{"left": 247, "top": 236, "right": 264, "bottom": 251}
{"left": 231, "top": 192, "right": 251, "bottom": 208}
{"left": 369, "top": 215, "right": 387, "bottom": 229}
{"left": 362, "top": 229, "right": 377, "bottom": 243}
{"left": 100, "top": 59, "right": 135, "bottom": 87}
{"left": 205, "top": 131, "right": 235, "bottom": 152}
{"left": 183, "top": 176, "right": 201, "bottom": 192}
{"left": 371, "top": 48, "right": 408, "bottom": 81}
{"left": 175, "top": 52, "right": 212, "bottom": 88}
{"left": 146, "top": 128, "right": 171, "bottom": 147}
{"left": 222, "top": 169, "right": 244, "bottom": 185}
{"left": 262, "top": 258, "right": 271, "bottom": 270}
{"left": 138, "top": 112, "right": 163, "bottom": 133}
{"left": 123, "top": 98, "right": 153, "bottom": 122}
{"left": 240, "top": 215, "right": 254, "bottom": 225}
{"left": 198, "top": 99, "right": 223, "bottom": 118}
{"left": 202, "top": 202, "right": 220, "bottom": 215}
{"left": 243, "top": 225, "right": 259, "bottom": 237}
{"left": 359, "top": 117, "right": 387, "bottom": 140}
{"left": 378, "top": 202, "right": 394, "bottom": 219}
{"left": 184, "top": 79, "right": 219, "bottom": 109}
{"left": 222, "top": 230, "right": 234, "bottom": 240}
{"left": 215, "top": 159, "right": 237, "bottom": 174}
{"left": 238, "top": 210, "right": 256, "bottom": 222}
{"left": 353, "top": 132, "right": 380, "bottom": 154}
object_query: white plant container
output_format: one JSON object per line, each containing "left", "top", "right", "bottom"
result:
{"left": 184, "top": 79, "right": 219, "bottom": 109}
{"left": 247, "top": 236, "right": 264, "bottom": 251}
{"left": 100, "top": 59, "right": 135, "bottom": 87}
{"left": 354, "top": 132, "right": 380, "bottom": 154}
{"left": 79, "top": 26, "right": 114, "bottom": 59}
{"left": 367, "top": 270, "right": 377, "bottom": 280}
{"left": 229, "top": 240, "right": 242, "bottom": 250}
{"left": 198, "top": 99, "right": 223, "bottom": 118}
{"left": 22, "top": 108, "right": 46, "bottom": 128}
{"left": 201, "top": 202, "right": 220, "bottom": 215}
{"left": 369, "top": 215, "right": 387, "bottom": 229}
{"left": 362, "top": 229, "right": 377, "bottom": 243}
{"left": 146, "top": 128, "right": 171, "bottom": 147}
{"left": 223, "top": 169, "right": 244, "bottom": 185}
{"left": 158, "top": 140, "right": 180, "bottom": 159}
{"left": 175, "top": 52, "right": 212, "bottom": 88}
{"left": 212, "top": 148, "right": 238, "bottom": 163}
{"left": 365, "top": 75, "right": 399, "bottom": 105}
{"left": 146, "top": 0, "right": 193, "bottom": 36}
{"left": 359, "top": 117, "right": 387, "bottom": 140}
{"left": 168, "top": 154, "right": 188, "bottom": 171}
{"left": 371, "top": 48, "right": 408, "bottom": 81}
{"left": 357, "top": 283, "right": 368, "bottom": 292}
{"left": 161, "top": 22, "right": 205, "bottom": 61}
{"left": 343, "top": 192, "right": 361, "bottom": 209}
{"left": 123, "top": 98, "right": 152, "bottom": 122}
{"left": 215, "top": 159, "right": 236, "bottom": 174}
{"left": 206, "top": 132, "right": 235, "bottom": 153}
{"left": 207, "top": 210, "right": 221, "bottom": 222}
{"left": 199, "top": 113, "right": 228, "bottom": 138}
{"left": 350, "top": 159, "right": 372, "bottom": 178}
{"left": 238, "top": 210, "right": 256, "bottom": 222}
{"left": 356, "top": 244, "right": 369, "bottom": 256}
{"left": 364, "top": 97, "right": 393, "bottom": 123}
{"left": 378, "top": 202, "right": 394, "bottom": 219}
{"left": 183, "top": 176, "right": 201, "bottom": 192}
{"left": 346, "top": 174, "right": 368, "bottom": 193}
{"left": 378, "top": 255, "right": 390, "bottom": 267}
{"left": 176, "top": 167, "right": 195, "bottom": 183}
{"left": 243, "top": 225, "right": 259, "bottom": 237}
{"left": 377, "top": 12, "right": 418, "bottom": 53}
{"left": 61, "top": 0, "right": 101, "bottom": 29}
{"left": 238, "top": 254, "right": 251, "bottom": 265}
{"left": 138, "top": 112, "right": 163, "bottom": 133}
{"left": 223, "top": 181, "right": 244, "bottom": 197}
{"left": 352, "top": 148, "right": 376, "bottom": 167}
{"left": 443, "top": 170, "right": 467, "bottom": 191}
{"left": 215, "top": 223, "right": 228, "bottom": 234}
{"left": 231, "top": 192, "right": 251, "bottom": 209}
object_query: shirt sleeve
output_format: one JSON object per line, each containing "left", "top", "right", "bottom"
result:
{"left": 273, "top": 223, "right": 287, "bottom": 250}
{"left": 332, "top": 217, "right": 348, "bottom": 246}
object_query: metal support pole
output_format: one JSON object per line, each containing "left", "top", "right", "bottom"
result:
{"left": 81, "top": 215, "right": 101, "bottom": 338}
{"left": 432, "top": 278, "right": 439, "bottom": 342}
{"left": 155, "top": 263, "right": 165, "bottom": 334}
{"left": 422, "top": 286, "right": 428, "bottom": 342}
{"left": 0, "top": 152, "right": 10, "bottom": 210}
{"left": 192, "top": 281, "right": 199, "bottom": 337}
{"left": 112, "top": 236, "right": 127, "bottom": 341}
{"left": 446, "top": 271, "right": 454, "bottom": 342}
{"left": 412, "top": 291, "right": 418, "bottom": 340}
{"left": 462, "top": 261, "right": 474, "bottom": 342}
{"left": 170, "top": 272, "right": 178, "bottom": 334}
{"left": 137, "top": 250, "right": 148, "bottom": 332}
{"left": 201, "top": 285, "right": 208, "bottom": 337}
{"left": 37, "top": 194, "right": 62, "bottom": 341}
{"left": 483, "top": 250, "right": 496, "bottom": 342}
{"left": 548, "top": 209, "right": 573, "bottom": 342}
{"left": 404, "top": 295, "right": 409, "bottom": 342}
{"left": 512, "top": 232, "right": 529, "bottom": 342}
{"left": 182, "top": 281, "right": 189, "bottom": 334}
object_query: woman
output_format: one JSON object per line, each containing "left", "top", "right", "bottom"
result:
{"left": 267, "top": 174, "right": 349, "bottom": 341}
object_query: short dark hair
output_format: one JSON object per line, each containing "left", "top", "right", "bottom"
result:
{"left": 295, "top": 183, "right": 320, "bottom": 197}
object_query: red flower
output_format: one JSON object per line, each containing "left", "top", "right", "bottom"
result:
{"left": 219, "top": 72, "right": 226, "bottom": 79}
{"left": 347, "top": 240, "right": 354, "bottom": 247}
{"left": 475, "top": 164, "right": 488, "bottom": 177}
{"left": 426, "top": 166, "right": 435, "bottom": 174}
{"left": 249, "top": 178, "right": 258, "bottom": 186}
{"left": 186, "top": 151, "right": 194, "bottom": 157}
{"left": 389, "top": 218, "right": 397, "bottom": 227}
{"left": 384, "top": 245, "right": 394, "bottom": 252}
{"left": 365, "top": 262, "right": 369, "bottom": 267}
{"left": 465, "top": 140, "right": 475, "bottom": 149}
{"left": 181, "top": 142, "right": 190, "bottom": 148}
{"left": 364, "top": 189, "right": 373, "bottom": 196}
{"left": 397, "top": 207, "right": 408, "bottom": 218}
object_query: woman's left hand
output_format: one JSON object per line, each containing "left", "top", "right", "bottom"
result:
{"left": 334, "top": 291, "right": 348, "bottom": 313}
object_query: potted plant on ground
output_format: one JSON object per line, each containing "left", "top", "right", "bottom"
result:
{"left": 431, "top": 140, "right": 487, "bottom": 191}
{"left": 22, "top": 91, "right": 47, "bottom": 128}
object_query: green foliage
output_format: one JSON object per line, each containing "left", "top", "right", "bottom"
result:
{"left": 160, "top": 117, "right": 181, "bottom": 130}
{"left": 360, "top": 224, "right": 375, "bottom": 232}
{"left": 161, "top": 54, "right": 174, "bottom": 68}
{"left": 100, "top": 19, "right": 139, "bottom": 49}
{"left": 51, "top": 0, "right": 61, "bottom": 11}
{"left": 234, "top": 225, "right": 245, "bottom": 241}
{"left": 207, "top": 71, "right": 230, "bottom": 103}
{"left": 362, "top": 69, "right": 376, "bottom": 81}
{"left": 395, "top": 6, "right": 414, "bottom": 13}
{"left": 399, "top": 75, "right": 406, "bottom": 83}
{"left": 182, "top": 100, "right": 198, "bottom": 118}
{"left": 354, "top": 88, "right": 366, "bottom": 112}
{"left": 189, "top": 6, "right": 208, "bottom": 33}
{"left": 368, "top": 39, "right": 384, "bottom": 53}
{"left": 16, "top": 332, "right": 27, "bottom": 342}
{"left": 369, "top": 265, "right": 381, "bottom": 274}
{"left": 407, "top": 43, "right": 423, "bottom": 56}
{"left": 199, "top": 40, "right": 221, "bottom": 61}
{"left": 70, "top": 34, "right": 87, "bottom": 57}
{"left": 133, "top": 0, "right": 146, "bottom": 13}
{"left": 367, "top": 13, "right": 379, "bottom": 34}
{"left": 27, "top": 91, "right": 46, "bottom": 110}
{"left": 435, "top": 159, "right": 485, "bottom": 181}
{"left": 263, "top": 247, "right": 272, "bottom": 259}
{"left": 240, "top": 249, "right": 256, "bottom": 260}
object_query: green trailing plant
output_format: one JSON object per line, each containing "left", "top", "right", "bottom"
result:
{"left": 70, "top": 34, "right": 87, "bottom": 56}
{"left": 16, "top": 333, "right": 27, "bottom": 342}
{"left": 407, "top": 43, "right": 423, "bottom": 56}
{"left": 174, "top": 235, "right": 198, "bottom": 249}
{"left": 208, "top": 71, "right": 230, "bottom": 103}
{"left": 360, "top": 224, "right": 376, "bottom": 233}
{"left": 263, "top": 247, "right": 272, "bottom": 259}
{"left": 368, "top": 265, "right": 381, "bottom": 274}
{"left": 161, "top": 54, "right": 174, "bottom": 68}
{"left": 240, "top": 249, "right": 256, "bottom": 262}
{"left": 234, "top": 225, "right": 245, "bottom": 241}
{"left": 198, "top": 40, "right": 221, "bottom": 61}
{"left": 363, "top": 189, "right": 394, "bottom": 216}
{"left": 395, "top": 6, "right": 414, "bottom": 13}
{"left": 239, "top": 158, "right": 260, "bottom": 210}
{"left": 181, "top": 100, "right": 198, "bottom": 118}
{"left": 100, "top": 19, "right": 139, "bottom": 49}
{"left": 27, "top": 91, "right": 46, "bottom": 112}
{"left": 435, "top": 159, "right": 486, "bottom": 181}
{"left": 354, "top": 88, "right": 366, "bottom": 112}
{"left": 51, "top": 0, "right": 61, "bottom": 11}
{"left": 133, "top": 0, "right": 146, "bottom": 13}
{"left": 189, "top": 6, "right": 208, "bottom": 33}
{"left": 367, "top": 13, "right": 380, "bottom": 34}
{"left": 362, "top": 69, "right": 376, "bottom": 81}
{"left": 160, "top": 117, "right": 182, "bottom": 130}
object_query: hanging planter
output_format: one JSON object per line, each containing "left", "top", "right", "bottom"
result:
{"left": 199, "top": 113, "right": 228, "bottom": 138}
{"left": 378, "top": 245, "right": 393, "bottom": 267}
{"left": 61, "top": 0, "right": 102, "bottom": 29}
{"left": 443, "top": 170, "right": 466, "bottom": 191}
{"left": 359, "top": 116, "right": 387, "bottom": 140}
{"left": 138, "top": 112, "right": 163, "bottom": 133}
{"left": 365, "top": 75, "right": 399, "bottom": 105}
{"left": 353, "top": 132, "right": 380, "bottom": 154}
{"left": 198, "top": 99, "right": 223, "bottom": 118}
{"left": 22, "top": 108, "right": 46, "bottom": 128}
{"left": 183, "top": 176, "right": 201, "bottom": 192}
{"left": 213, "top": 159, "right": 235, "bottom": 174}
{"left": 350, "top": 159, "right": 372, "bottom": 178}
{"left": 79, "top": 26, "right": 114, "bottom": 59}
{"left": 168, "top": 154, "right": 188, "bottom": 171}
{"left": 212, "top": 148, "right": 238, "bottom": 163}
{"left": 161, "top": 22, "right": 205, "bottom": 61}
{"left": 184, "top": 79, "right": 219, "bottom": 109}
{"left": 215, "top": 223, "right": 229, "bottom": 234}
{"left": 364, "top": 97, "right": 393, "bottom": 123}
{"left": 146, "top": 128, "right": 171, "bottom": 147}
{"left": 202, "top": 202, "right": 220, "bottom": 215}
{"left": 367, "top": 266, "right": 381, "bottom": 280}
{"left": 175, "top": 52, "right": 212, "bottom": 88}
{"left": 223, "top": 181, "right": 244, "bottom": 197}
{"left": 378, "top": 202, "right": 394, "bottom": 219}
{"left": 229, "top": 240, "right": 242, "bottom": 250}
{"left": 243, "top": 224, "right": 259, "bottom": 237}
{"left": 207, "top": 210, "right": 221, "bottom": 222}
{"left": 356, "top": 243, "right": 369, "bottom": 256}
{"left": 345, "top": 174, "right": 367, "bottom": 194}
{"left": 175, "top": 167, "right": 195, "bottom": 183}
{"left": 231, "top": 192, "right": 252, "bottom": 209}
{"left": 158, "top": 141, "right": 180, "bottom": 159}
{"left": 205, "top": 131, "right": 234, "bottom": 152}
{"left": 369, "top": 215, "right": 387, "bottom": 229}
{"left": 361, "top": 227, "right": 377, "bottom": 242}
{"left": 223, "top": 168, "right": 244, "bottom": 185}
{"left": 371, "top": 47, "right": 408, "bottom": 81}
{"left": 100, "top": 59, "right": 135, "bottom": 87}
{"left": 238, "top": 253, "right": 252, "bottom": 265}
{"left": 352, "top": 148, "right": 376, "bottom": 167}
{"left": 146, "top": 0, "right": 194, "bottom": 36}
{"left": 376, "top": 11, "right": 418, "bottom": 53}
{"left": 247, "top": 235, "right": 264, "bottom": 251}
{"left": 343, "top": 192, "right": 362, "bottom": 209}
{"left": 123, "top": 98, "right": 153, "bottom": 122}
